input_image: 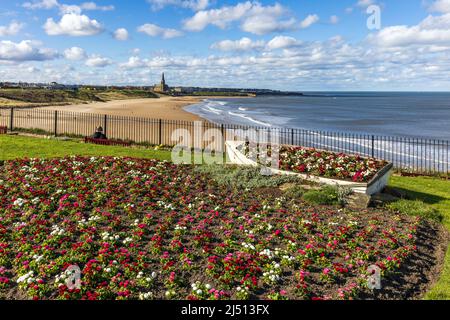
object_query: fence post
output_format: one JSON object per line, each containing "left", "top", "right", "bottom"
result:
{"left": 158, "top": 119, "right": 162, "bottom": 145}
{"left": 291, "top": 128, "right": 294, "bottom": 146}
{"left": 9, "top": 107, "right": 14, "bottom": 132}
{"left": 103, "top": 114, "right": 108, "bottom": 137}
{"left": 54, "top": 110, "right": 58, "bottom": 137}
{"left": 221, "top": 123, "right": 225, "bottom": 153}
{"left": 371, "top": 135, "right": 375, "bottom": 158}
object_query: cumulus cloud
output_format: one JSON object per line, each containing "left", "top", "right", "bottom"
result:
{"left": 138, "top": 24, "right": 183, "bottom": 39}
{"left": 368, "top": 13, "right": 450, "bottom": 47}
{"left": 80, "top": 2, "right": 114, "bottom": 11}
{"left": 63, "top": 46, "right": 86, "bottom": 60}
{"left": 300, "top": 14, "right": 319, "bottom": 29}
{"left": 23, "top": 0, "right": 59, "bottom": 10}
{"left": 356, "top": 0, "right": 375, "bottom": 7}
{"left": 147, "top": 0, "right": 210, "bottom": 11}
{"left": 43, "top": 13, "right": 103, "bottom": 36}
{"left": 429, "top": 0, "right": 450, "bottom": 13}
{"left": 23, "top": 1, "right": 114, "bottom": 14}
{"left": 114, "top": 28, "right": 129, "bottom": 41}
{"left": 120, "top": 56, "right": 147, "bottom": 69}
{"left": 210, "top": 35, "right": 303, "bottom": 52}
{"left": 85, "top": 54, "right": 112, "bottom": 67}
{"left": 211, "top": 37, "right": 265, "bottom": 51}
{"left": 0, "top": 21, "right": 25, "bottom": 37}
{"left": 183, "top": 1, "right": 298, "bottom": 34}
{"left": 0, "top": 40, "right": 57, "bottom": 62}
{"left": 266, "top": 35, "right": 302, "bottom": 50}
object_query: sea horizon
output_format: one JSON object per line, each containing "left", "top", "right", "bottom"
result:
{"left": 184, "top": 92, "right": 450, "bottom": 141}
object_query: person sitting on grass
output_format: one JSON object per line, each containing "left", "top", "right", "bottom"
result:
{"left": 93, "top": 126, "right": 107, "bottom": 140}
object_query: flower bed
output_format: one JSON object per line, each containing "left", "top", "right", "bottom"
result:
{"left": 0, "top": 157, "right": 425, "bottom": 300}
{"left": 239, "top": 144, "right": 389, "bottom": 183}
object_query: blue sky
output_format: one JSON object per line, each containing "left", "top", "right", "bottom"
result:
{"left": 1, "top": 0, "right": 450, "bottom": 90}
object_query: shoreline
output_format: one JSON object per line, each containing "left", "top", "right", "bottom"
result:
{"left": 37, "top": 96, "right": 217, "bottom": 122}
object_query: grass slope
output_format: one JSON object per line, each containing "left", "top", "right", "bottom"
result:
{"left": 0, "top": 135, "right": 171, "bottom": 161}
{"left": 0, "top": 88, "right": 159, "bottom": 107}
{"left": 389, "top": 176, "right": 450, "bottom": 300}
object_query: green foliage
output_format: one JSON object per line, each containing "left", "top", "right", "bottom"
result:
{"left": 283, "top": 185, "right": 306, "bottom": 199}
{"left": 195, "top": 165, "right": 301, "bottom": 189}
{"left": 302, "top": 186, "right": 342, "bottom": 206}
{"left": 387, "top": 199, "right": 443, "bottom": 222}
{"left": 301, "top": 185, "right": 353, "bottom": 206}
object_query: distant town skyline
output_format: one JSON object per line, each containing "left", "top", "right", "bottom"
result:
{"left": 1, "top": 0, "right": 450, "bottom": 91}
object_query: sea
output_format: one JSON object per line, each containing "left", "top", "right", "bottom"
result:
{"left": 184, "top": 92, "right": 450, "bottom": 141}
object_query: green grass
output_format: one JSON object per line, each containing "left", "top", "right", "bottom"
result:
{"left": 389, "top": 175, "right": 450, "bottom": 300}
{"left": 0, "top": 135, "right": 172, "bottom": 161}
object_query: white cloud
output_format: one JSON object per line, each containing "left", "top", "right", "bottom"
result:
{"left": 85, "top": 54, "right": 112, "bottom": 67}
{"left": 356, "top": 0, "right": 374, "bottom": 7}
{"left": 183, "top": 1, "right": 297, "bottom": 34}
{"left": 330, "top": 15, "right": 339, "bottom": 24}
{"left": 23, "top": 0, "right": 59, "bottom": 10}
{"left": 120, "top": 56, "right": 147, "bottom": 69}
{"left": 63, "top": 47, "right": 86, "bottom": 60}
{"left": 23, "top": 1, "right": 114, "bottom": 14}
{"left": 80, "top": 2, "right": 115, "bottom": 11}
{"left": 147, "top": 0, "right": 210, "bottom": 11}
{"left": 138, "top": 24, "right": 183, "bottom": 39}
{"left": 210, "top": 35, "right": 303, "bottom": 52}
{"left": 114, "top": 28, "right": 129, "bottom": 41}
{"left": 0, "top": 40, "right": 57, "bottom": 62}
{"left": 368, "top": 13, "right": 450, "bottom": 47}
{"left": 59, "top": 4, "right": 82, "bottom": 14}
{"left": 241, "top": 16, "right": 297, "bottom": 35}
{"left": 266, "top": 36, "right": 302, "bottom": 50}
{"left": 44, "top": 13, "right": 103, "bottom": 36}
{"left": 0, "top": 21, "right": 25, "bottom": 37}
{"left": 211, "top": 37, "right": 265, "bottom": 51}
{"left": 300, "top": 14, "right": 319, "bottom": 29}
{"left": 429, "top": 0, "right": 450, "bottom": 13}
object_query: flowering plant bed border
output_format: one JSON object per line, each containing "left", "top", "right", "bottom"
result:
{"left": 225, "top": 140, "right": 393, "bottom": 195}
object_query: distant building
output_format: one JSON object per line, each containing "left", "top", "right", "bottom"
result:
{"left": 154, "top": 73, "right": 169, "bottom": 93}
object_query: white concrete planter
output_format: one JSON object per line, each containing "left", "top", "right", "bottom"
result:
{"left": 226, "top": 141, "right": 393, "bottom": 195}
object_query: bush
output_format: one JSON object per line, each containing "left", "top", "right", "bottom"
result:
{"left": 301, "top": 185, "right": 352, "bottom": 206}
{"left": 387, "top": 199, "right": 443, "bottom": 222}
{"left": 302, "top": 186, "right": 341, "bottom": 205}
{"left": 194, "top": 165, "right": 302, "bottom": 189}
{"left": 284, "top": 185, "right": 306, "bottom": 199}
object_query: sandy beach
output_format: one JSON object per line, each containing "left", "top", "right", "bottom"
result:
{"left": 39, "top": 96, "right": 206, "bottom": 121}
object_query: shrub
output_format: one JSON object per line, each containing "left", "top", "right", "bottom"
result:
{"left": 387, "top": 199, "right": 443, "bottom": 222}
{"left": 283, "top": 185, "right": 306, "bottom": 199}
{"left": 194, "top": 165, "right": 302, "bottom": 189}
{"left": 301, "top": 185, "right": 352, "bottom": 206}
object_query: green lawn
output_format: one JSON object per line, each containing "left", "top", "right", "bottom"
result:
{"left": 389, "top": 175, "right": 450, "bottom": 299}
{"left": 0, "top": 135, "right": 172, "bottom": 161}
{"left": 0, "top": 135, "right": 449, "bottom": 299}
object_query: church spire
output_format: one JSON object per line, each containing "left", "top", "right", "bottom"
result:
{"left": 161, "top": 72, "right": 165, "bottom": 85}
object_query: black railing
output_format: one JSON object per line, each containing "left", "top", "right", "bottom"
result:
{"left": 0, "top": 107, "right": 449, "bottom": 175}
